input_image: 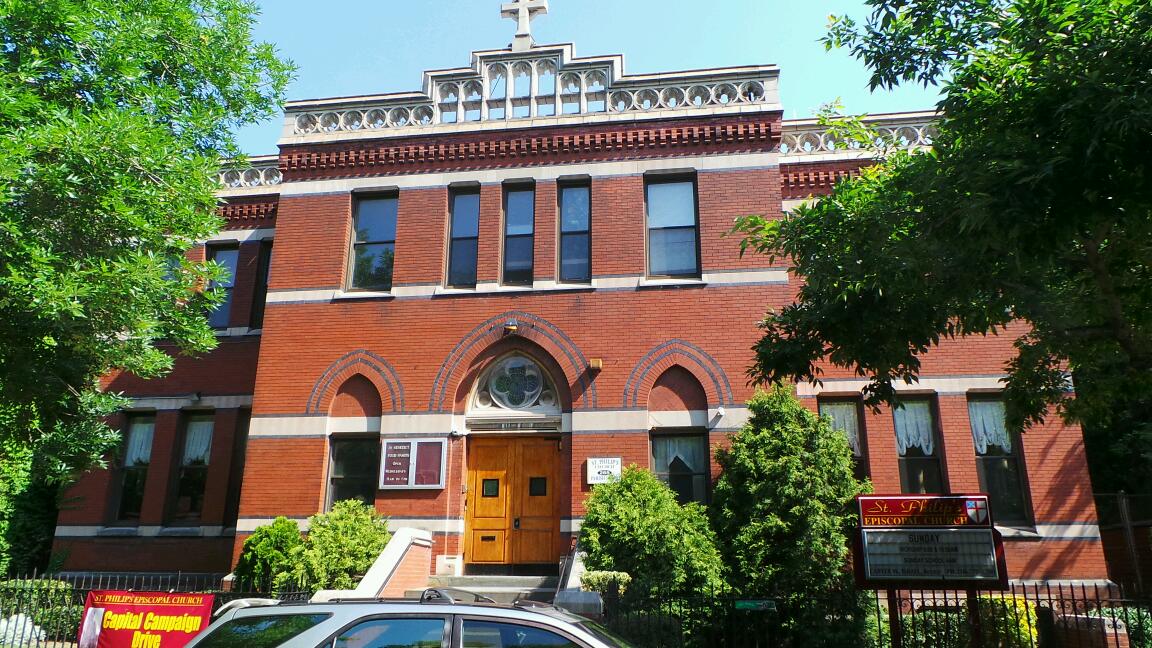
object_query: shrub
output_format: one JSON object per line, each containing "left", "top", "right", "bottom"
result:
{"left": 287, "top": 499, "right": 392, "bottom": 591}
{"left": 580, "top": 571, "right": 631, "bottom": 595}
{"left": 710, "top": 387, "right": 870, "bottom": 645}
{"left": 232, "top": 516, "right": 303, "bottom": 591}
{"left": 903, "top": 609, "right": 968, "bottom": 648}
{"left": 976, "top": 595, "right": 1037, "bottom": 647}
{"left": 580, "top": 467, "right": 726, "bottom": 600}
{"left": 0, "top": 578, "right": 82, "bottom": 641}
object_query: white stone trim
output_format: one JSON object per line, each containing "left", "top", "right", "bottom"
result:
{"left": 278, "top": 153, "right": 778, "bottom": 197}
{"left": 328, "top": 416, "right": 381, "bottom": 434}
{"left": 125, "top": 394, "right": 252, "bottom": 411}
{"left": 54, "top": 525, "right": 230, "bottom": 538}
{"left": 562, "top": 519, "right": 582, "bottom": 533}
{"left": 250, "top": 413, "right": 457, "bottom": 437}
{"left": 702, "top": 269, "right": 789, "bottom": 285}
{"left": 203, "top": 228, "right": 275, "bottom": 244}
{"left": 781, "top": 198, "right": 816, "bottom": 212}
{"left": 794, "top": 375, "right": 1007, "bottom": 397}
{"left": 647, "top": 410, "right": 709, "bottom": 428}
{"left": 267, "top": 269, "right": 789, "bottom": 305}
{"left": 237, "top": 518, "right": 310, "bottom": 533}
{"left": 570, "top": 410, "right": 647, "bottom": 433}
{"left": 1034, "top": 523, "right": 1101, "bottom": 540}
{"left": 248, "top": 416, "right": 327, "bottom": 437}
{"left": 266, "top": 289, "right": 340, "bottom": 304}
{"left": 237, "top": 517, "right": 464, "bottom": 535}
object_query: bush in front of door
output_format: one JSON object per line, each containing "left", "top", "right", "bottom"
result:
{"left": 579, "top": 466, "right": 727, "bottom": 600}
{"left": 233, "top": 499, "right": 391, "bottom": 592}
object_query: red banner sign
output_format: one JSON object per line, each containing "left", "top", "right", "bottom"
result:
{"left": 78, "top": 591, "right": 214, "bottom": 648}
{"left": 858, "top": 495, "right": 992, "bottom": 528}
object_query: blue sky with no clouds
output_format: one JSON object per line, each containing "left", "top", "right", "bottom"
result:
{"left": 235, "top": 0, "right": 941, "bottom": 154}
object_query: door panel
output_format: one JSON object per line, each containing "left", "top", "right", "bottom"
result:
{"left": 466, "top": 444, "right": 511, "bottom": 564}
{"left": 466, "top": 437, "right": 559, "bottom": 565}
{"left": 511, "top": 439, "right": 559, "bottom": 564}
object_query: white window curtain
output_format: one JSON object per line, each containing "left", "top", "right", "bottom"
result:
{"left": 820, "top": 402, "right": 862, "bottom": 457}
{"left": 968, "top": 400, "right": 1012, "bottom": 454}
{"left": 124, "top": 419, "right": 155, "bottom": 466}
{"left": 894, "top": 401, "right": 934, "bottom": 456}
{"left": 182, "top": 417, "right": 214, "bottom": 465}
{"left": 653, "top": 435, "right": 706, "bottom": 474}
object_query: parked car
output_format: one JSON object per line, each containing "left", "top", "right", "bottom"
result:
{"left": 188, "top": 588, "right": 634, "bottom": 648}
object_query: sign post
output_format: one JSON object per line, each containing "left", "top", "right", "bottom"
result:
{"left": 853, "top": 495, "right": 1007, "bottom": 648}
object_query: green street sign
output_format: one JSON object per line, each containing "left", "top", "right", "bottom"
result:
{"left": 734, "top": 599, "right": 777, "bottom": 612}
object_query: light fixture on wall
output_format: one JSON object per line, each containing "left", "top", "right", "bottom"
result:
{"left": 503, "top": 319, "right": 519, "bottom": 334}
{"left": 588, "top": 358, "right": 603, "bottom": 371}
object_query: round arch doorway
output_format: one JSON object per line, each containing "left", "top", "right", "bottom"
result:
{"left": 463, "top": 354, "right": 565, "bottom": 571}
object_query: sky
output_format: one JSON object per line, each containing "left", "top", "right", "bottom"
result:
{"left": 235, "top": 0, "right": 942, "bottom": 155}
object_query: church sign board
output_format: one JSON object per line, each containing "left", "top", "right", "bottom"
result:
{"left": 586, "top": 457, "right": 622, "bottom": 485}
{"left": 854, "top": 495, "right": 1008, "bottom": 589}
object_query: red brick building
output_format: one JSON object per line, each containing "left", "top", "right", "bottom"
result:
{"left": 54, "top": 4, "right": 1108, "bottom": 584}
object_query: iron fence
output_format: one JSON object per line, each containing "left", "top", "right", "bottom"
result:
{"left": 601, "top": 583, "right": 1152, "bottom": 648}
{"left": 0, "top": 572, "right": 310, "bottom": 646}
{"left": 1096, "top": 492, "right": 1152, "bottom": 595}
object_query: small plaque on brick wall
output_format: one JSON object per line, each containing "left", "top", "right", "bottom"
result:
{"left": 587, "top": 457, "right": 621, "bottom": 485}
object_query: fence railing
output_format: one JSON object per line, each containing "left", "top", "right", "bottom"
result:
{"left": 601, "top": 583, "right": 1151, "bottom": 648}
{"left": 0, "top": 573, "right": 310, "bottom": 646}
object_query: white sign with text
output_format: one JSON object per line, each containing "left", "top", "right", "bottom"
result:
{"left": 586, "top": 457, "right": 622, "bottom": 485}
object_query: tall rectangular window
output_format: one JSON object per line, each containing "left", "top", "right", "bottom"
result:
{"left": 172, "top": 413, "right": 213, "bottom": 520}
{"left": 350, "top": 196, "right": 397, "bottom": 290}
{"left": 207, "top": 246, "right": 239, "bottom": 329}
{"left": 448, "top": 189, "right": 481, "bottom": 287}
{"left": 249, "top": 241, "right": 272, "bottom": 329}
{"left": 329, "top": 437, "right": 381, "bottom": 508}
{"left": 819, "top": 399, "right": 869, "bottom": 481}
{"left": 117, "top": 415, "right": 155, "bottom": 520}
{"left": 559, "top": 184, "right": 591, "bottom": 283}
{"left": 969, "top": 398, "right": 1032, "bottom": 525}
{"left": 503, "top": 186, "right": 535, "bottom": 285}
{"left": 894, "top": 400, "right": 946, "bottom": 494}
{"left": 646, "top": 178, "right": 699, "bottom": 277}
{"left": 651, "top": 433, "right": 708, "bottom": 505}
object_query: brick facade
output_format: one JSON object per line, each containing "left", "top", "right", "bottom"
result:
{"left": 54, "top": 40, "right": 1109, "bottom": 585}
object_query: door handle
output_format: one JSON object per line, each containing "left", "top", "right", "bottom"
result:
{"left": 513, "top": 518, "right": 520, "bottom": 530}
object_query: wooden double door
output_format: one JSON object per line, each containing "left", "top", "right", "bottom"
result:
{"left": 465, "top": 437, "right": 561, "bottom": 566}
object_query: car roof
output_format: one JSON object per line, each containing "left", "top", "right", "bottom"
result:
{"left": 226, "top": 595, "right": 588, "bottom": 626}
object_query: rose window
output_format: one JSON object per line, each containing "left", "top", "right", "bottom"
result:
{"left": 477, "top": 356, "right": 555, "bottom": 411}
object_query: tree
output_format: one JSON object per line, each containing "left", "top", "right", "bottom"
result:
{"left": 734, "top": 0, "right": 1152, "bottom": 491}
{"left": 232, "top": 517, "right": 304, "bottom": 591}
{"left": 711, "top": 387, "right": 869, "bottom": 646}
{"left": 0, "top": 0, "right": 292, "bottom": 571}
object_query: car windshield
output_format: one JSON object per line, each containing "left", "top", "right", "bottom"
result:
{"left": 572, "top": 618, "right": 636, "bottom": 648}
{"left": 196, "top": 613, "right": 330, "bottom": 648}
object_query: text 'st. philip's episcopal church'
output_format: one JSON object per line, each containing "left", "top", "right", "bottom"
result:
{"left": 55, "top": 0, "right": 1109, "bottom": 585}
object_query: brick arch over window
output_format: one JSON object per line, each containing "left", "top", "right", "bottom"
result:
{"left": 452, "top": 339, "right": 573, "bottom": 414}
{"left": 306, "top": 350, "right": 405, "bottom": 414}
{"left": 429, "top": 311, "right": 595, "bottom": 411}
{"left": 624, "top": 340, "right": 734, "bottom": 409}
{"left": 648, "top": 366, "right": 709, "bottom": 413}
{"left": 330, "top": 374, "right": 383, "bottom": 418}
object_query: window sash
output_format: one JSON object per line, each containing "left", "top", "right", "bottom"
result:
{"left": 207, "top": 247, "right": 238, "bottom": 329}
{"left": 651, "top": 434, "right": 708, "bottom": 504}
{"left": 648, "top": 226, "right": 699, "bottom": 276}
{"left": 503, "top": 234, "right": 534, "bottom": 285}
{"left": 976, "top": 455, "right": 1031, "bottom": 525}
{"left": 250, "top": 242, "right": 272, "bottom": 328}
{"left": 329, "top": 438, "right": 380, "bottom": 508}
{"left": 449, "top": 190, "right": 480, "bottom": 287}
{"left": 559, "top": 185, "right": 591, "bottom": 283}
{"left": 646, "top": 179, "right": 699, "bottom": 277}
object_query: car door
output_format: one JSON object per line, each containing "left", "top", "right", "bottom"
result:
{"left": 321, "top": 614, "right": 451, "bottom": 648}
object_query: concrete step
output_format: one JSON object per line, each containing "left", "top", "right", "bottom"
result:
{"left": 410, "top": 576, "right": 560, "bottom": 604}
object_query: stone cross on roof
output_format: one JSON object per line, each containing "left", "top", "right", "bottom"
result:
{"left": 501, "top": 0, "right": 549, "bottom": 52}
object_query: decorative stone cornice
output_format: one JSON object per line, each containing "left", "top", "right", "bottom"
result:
{"left": 280, "top": 116, "right": 778, "bottom": 180}
{"left": 780, "top": 111, "right": 937, "bottom": 161}
{"left": 279, "top": 43, "right": 780, "bottom": 146}
{"left": 217, "top": 155, "right": 282, "bottom": 197}
{"left": 218, "top": 196, "right": 278, "bottom": 229}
